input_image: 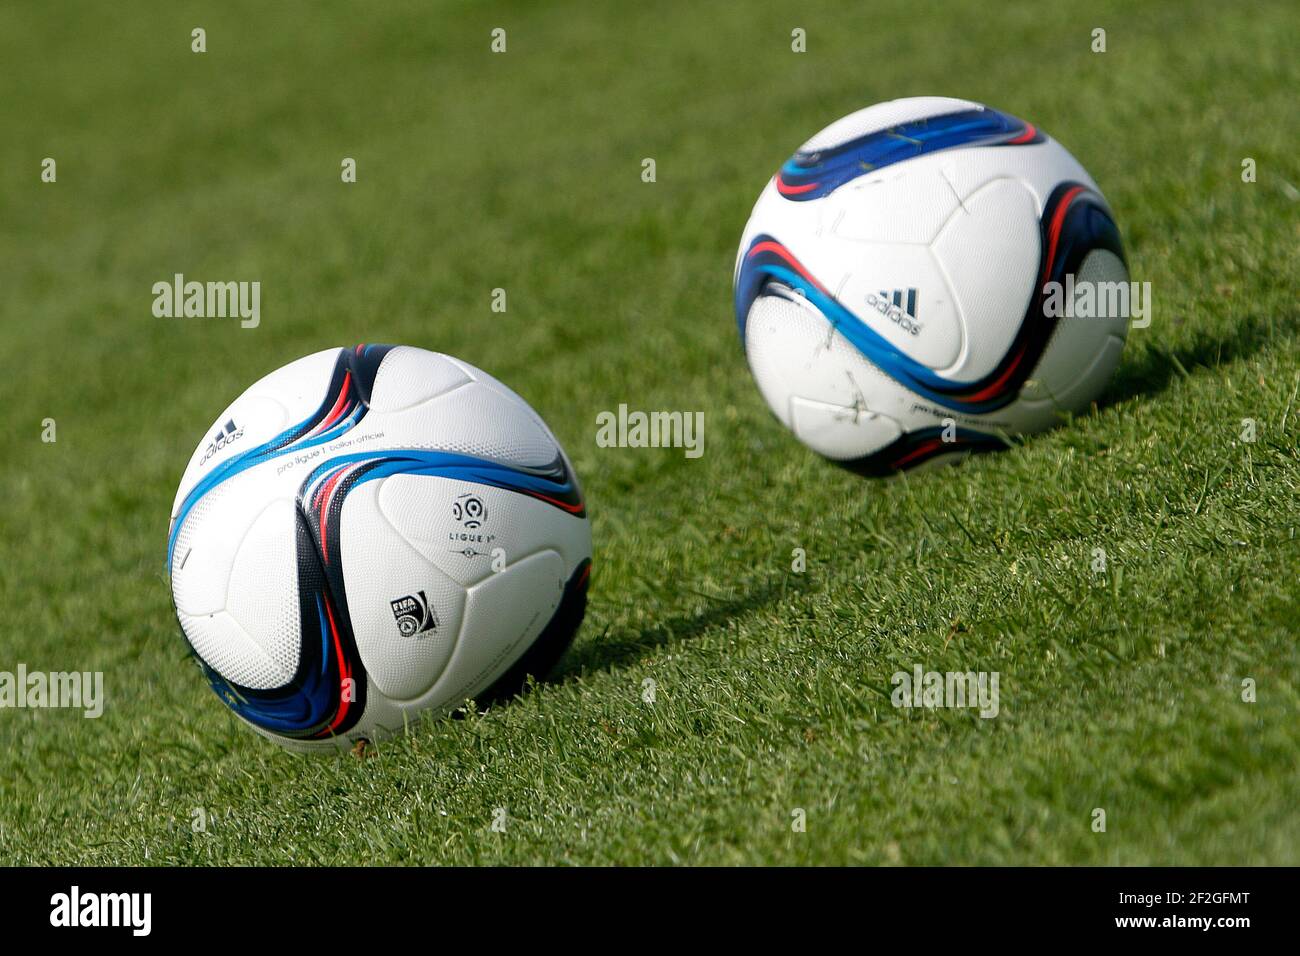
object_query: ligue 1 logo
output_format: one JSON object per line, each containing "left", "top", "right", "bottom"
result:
{"left": 453, "top": 493, "right": 487, "bottom": 529}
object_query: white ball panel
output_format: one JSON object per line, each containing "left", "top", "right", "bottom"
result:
{"left": 171, "top": 348, "right": 340, "bottom": 517}
{"left": 339, "top": 482, "right": 463, "bottom": 702}
{"left": 945, "top": 141, "right": 1102, "bottom": 216}
{"left": 171, "top": 465, "right": 293, "bottom": 612}
{"left": 178, "top": 608, "right": 294, "bottom": 690}
{"left": 930, "top": 177, "right": 1042, "bottom": 380}
{"left": 745, "top": 291, "right": 908, "bottom": 459}
{"left": 791, "top": 397, "right": 903, "bottom": 461}
{"left": 1012, "top": 332, "right": 1124, "bottom": 429}
{"left": 829, "top": 165, "right": 962, "bottom": 245}
{"left": 375, "top": 473, "right": 590, "bottom": 589}
{"left": 1023, "top": 249, "right": 1130, "bottom": 411}
{"left": 377, "top": 381, "right": 559, "bottom": 467}
{"left": 441, "top": 355, "right": 580, "bottom": 464}
{"left": 368, "top": 346, "right": 472, "bottom": 412}
{"left": 171, "top": 482, "right": 250, "bottom": 617}
{"left": 745, "top": 292, "right": 825, "bottom": 431}
{"left": 425, "top": 549, "right": 567, "bottom": 707}
{"left": 825, "top": 242, "right": 962, "bottom": 370}
{"left": 170, "top": 486, "right": 229, "bottom": 617}
{"left": 223, "top": 496, "right": 302, "bottom": 683}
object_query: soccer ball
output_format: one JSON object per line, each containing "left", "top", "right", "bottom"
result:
{"left": 166, "top": 345, "right": 592, "bottom": 751}
{"left": 734, "top": 96, "right": 1129, "bottom": 473}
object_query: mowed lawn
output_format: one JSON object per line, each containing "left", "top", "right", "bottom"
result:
{"left": 0, "top": 0, "right": 1296, "bottom": 865}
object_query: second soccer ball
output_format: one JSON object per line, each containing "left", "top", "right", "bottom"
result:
{"left": 734, "top": 96, "right": 1130, "bottom": 473}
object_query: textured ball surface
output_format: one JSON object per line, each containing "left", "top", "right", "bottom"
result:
{"left": 734, "top": 96, "right": 1129, "bottom": 472}
{"left": 167, "top": 345, "right": 591, "bottom": 751}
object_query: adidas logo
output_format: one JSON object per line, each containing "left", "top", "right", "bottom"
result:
{"left": 866, "top": 288, "right": 921, "bottom": 336}
{"left": 879, "top": 288, "right": 917, "bottom": 317}
{"left": 198, "top": 418, "right": 244, "bottom": 465}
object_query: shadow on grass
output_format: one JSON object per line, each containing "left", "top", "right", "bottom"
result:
{"left": 555, "top": 574, "right": 814, "bottom": 678}
{"left": 1103, "top": 310, "right": 1295, "bottom": 409}
{"left": 515, "top": 312, "right": 1298, "bottom": 700}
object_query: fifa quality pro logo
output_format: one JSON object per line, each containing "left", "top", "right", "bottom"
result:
{"left": 390, "top": 591, "right": 437, "bottom": 637}
{"left": 866, "top": 288, "right": 921, "bottom": 336}
{"left": 198, "top": 419, "right": 244, "bottom": 466}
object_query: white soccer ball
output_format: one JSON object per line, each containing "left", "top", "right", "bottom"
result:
{"left": 167, "top": 345, "right": 592, "bottom": 751}
{"left": 734, "top": 96, "right": 1130, "bottom": 472}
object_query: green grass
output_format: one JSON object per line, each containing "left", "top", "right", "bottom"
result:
{"left": 1, "top": 0, "right": 1297, "bottom": 865}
